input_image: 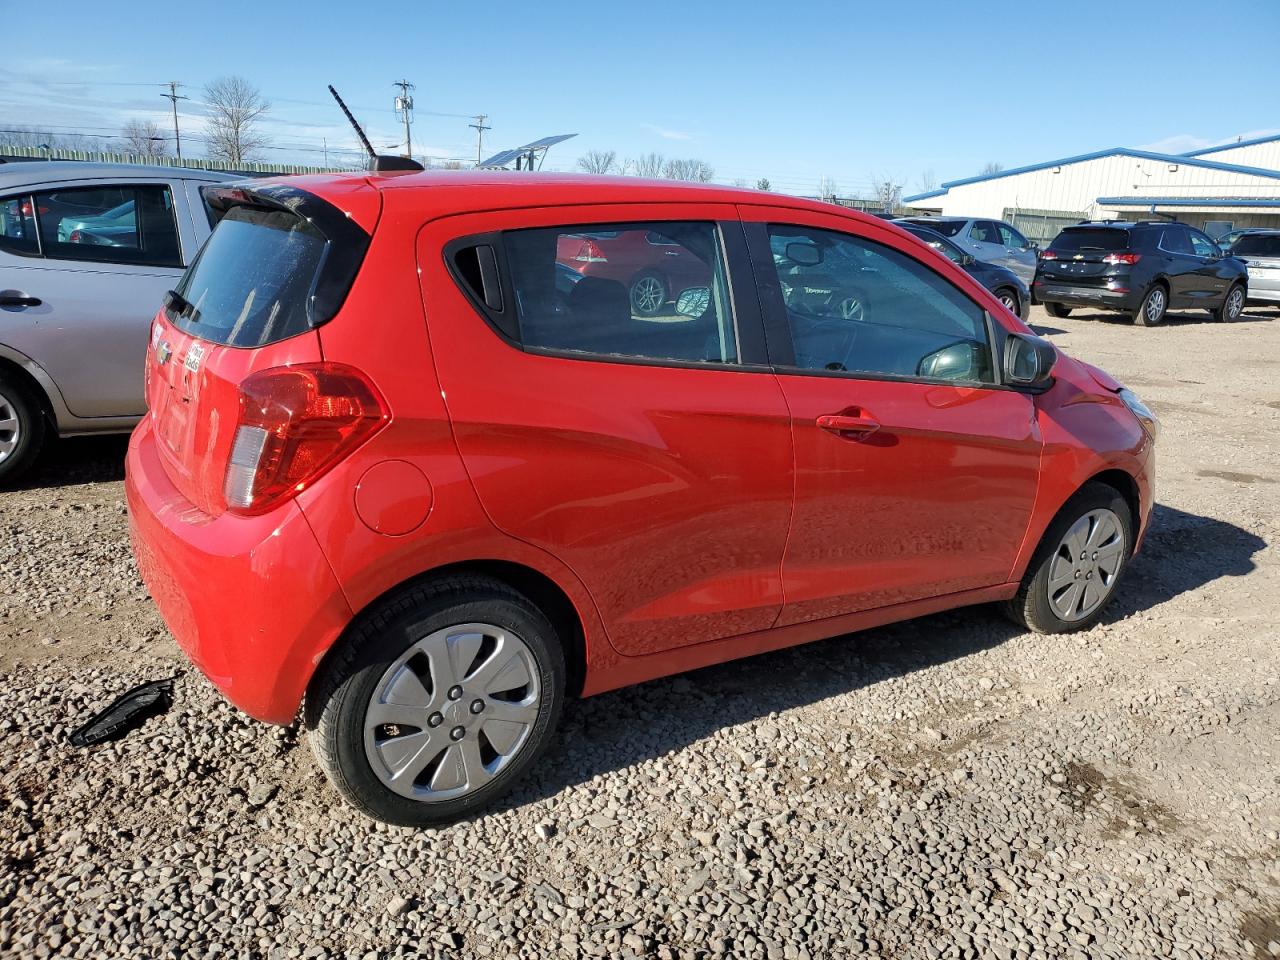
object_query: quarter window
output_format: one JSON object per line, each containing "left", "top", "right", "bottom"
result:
{"left": 32, "top": 185, "right": 182, "bottom": 267}
{"left": 970, "top": 221, "right": 1001, "bottom": 244}
{"left": 499, "top": 221, "right": 739, "bottom": 364}
{"left": 766, "top": 225, "right": 994, "bottom": 384}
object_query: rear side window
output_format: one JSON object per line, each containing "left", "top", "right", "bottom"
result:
{"left": 474, "top": 221, "right": 739, "bottom": 365}
{"left": 168, "top": 206, "right": 327, "bottom": 347}
{"left": 0, "top": 195, "right": 38, "bottom": 255}
{"left": 34, "top": 185, "right": 182, "bottom": 267}
{"left": 1051, "top": 228, "right": 1130, "bottom": 253}
{"left": 1232, "top": 235, "right": 1280, "bottom": 257}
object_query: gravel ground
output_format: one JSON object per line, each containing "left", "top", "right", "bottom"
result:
{"left": 2, "top": 304, "right": 1279, "bottom": 959}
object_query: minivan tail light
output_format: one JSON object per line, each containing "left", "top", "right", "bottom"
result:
{"left": 1103, "top": 252, "right": 1141, "bottom": 265}
{"left": 224, "top": 363, "right": 388, "bottom": 515}
{"left": 572, "top": 239, "right": 607, "bottom": 262}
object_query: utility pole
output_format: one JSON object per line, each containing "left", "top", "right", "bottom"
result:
{"left": 161, "top": 81, "right": 189, "bottom": 162}
{"left": 469, "top": 114, "right": 491, "bottom": 164}
{"left": 323, "top": 137, "right": 328, "bottom": 167}
{"left": 392, "top": 79, "right": 415, "bottom": 161}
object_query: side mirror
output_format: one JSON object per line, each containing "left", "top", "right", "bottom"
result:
{"left": 959, "top": 253, "right": 976, "bottom": 266}
{"left": 1026, "top": 241, "right": 1040, "bottom": 252}
{"left": 784, "top": 241, "right": 823, "bottom": 266}
{"left": 1003, "top": 332, "right": 1057, "bottom": 389}
{"left": 674, "top": 286, "right": 710, "bottom": 318}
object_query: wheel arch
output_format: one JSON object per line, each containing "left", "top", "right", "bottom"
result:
{"left": 0, "top": 352, "right": 57, "bottom": 430}
{"left": 1085, "top": 468, "right": 1141, "bottom": 534}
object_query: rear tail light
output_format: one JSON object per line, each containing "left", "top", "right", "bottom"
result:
{"left": 1038, "top": 250, "right": 1057, "bottom": 260}
{"left": 1103, "top": 252, "right": 1141, "bottom": 265}
{"left": 572, "top": 239, "right": 607, "bottom": 263}
{"left": 224, "top": 363, "right": 388, "bottom": 515}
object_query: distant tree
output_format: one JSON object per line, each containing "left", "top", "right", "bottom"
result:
{"left": 439, "top": 160, "right": 464, "bottom": 170}
{"left": 916, "top": 169, "right": 937, "bottom": 193}
{"left": 756, "top": 177, "right": 772, "bottom": 191}
{"left": 980, "top": 161, "right": 1003, "bottom": 175}
{"left": 663, "top": 157, "right": 714, "bottom": 182}
{"left": 873, "top": 173, "right": 906, "bottom": 212}
{"left": 817, "top": 175, "right": 839, "bottom": 200}
{"left": 628, "top": 152, "right": 665, "bottom": 177}
{"left": 577, "top": 149, "right": 618, "bottom": 175}
{"left": 0, "top": 125, "right": 92, "bottom": 153}
{"left": 122, "top": 119, "right": 168, "bottom": 158}
{"left": 203, "top": 76, "right": 271, "bottom": 164}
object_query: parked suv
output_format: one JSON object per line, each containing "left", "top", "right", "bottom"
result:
{"left": 897, "top": 216, "right": 1038, "bottom": 284}
{"left": 127, "top": 173, "right": 1156, "bottom": 826}
{"left": 1035, "top": 221, "right": 1249, "bottom": 326}
{"left": 1221, "top": 230, "right": 1280, "bottom": 310}
{"left": 0, "top": 162, "right": 236, "bottom": 482}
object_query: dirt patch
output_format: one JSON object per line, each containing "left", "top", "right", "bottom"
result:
{"left": 1197, "top": 469, "right": 1277, "bottom": 485}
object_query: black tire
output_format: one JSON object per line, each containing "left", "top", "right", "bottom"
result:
{"left": 1002, "top": 482, "right": 1134, "bottom": 634}
{"left": 1133, "top": 283, "right": 1167, "bottom": 326}
{"left": 993, "top": 287, "right": 1020, "bottom": 316}
{"left": 629, "top": 272, "right": 667, "bottom": 317}
{"left": 1044, "top": 302, "right": 1072, "bottom": 318}
{"left": 305, "top": 575, "right": 566, "bottom": 827}
{"left": 0, "top": 373, "right": 46, "bottom": 486}
{"left": 1211, "top": 283, "right": 1245, "bottom": 322}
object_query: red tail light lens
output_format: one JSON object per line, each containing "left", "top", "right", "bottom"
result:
{"left": 572, "top": 239, "right": 607, "bottom": 263}
{"left": 1103, "top": 252, "right": 1141, "bottom": 265}
{"left": 1039, "top": 250, "right": 1057, "bottom": 260}
{"left": 224, "top": 363, "right": 388, "bottom": 515}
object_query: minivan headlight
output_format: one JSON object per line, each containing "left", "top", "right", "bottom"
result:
{"left": 1118, "top": 388, "right": 1159, "bottom": 440}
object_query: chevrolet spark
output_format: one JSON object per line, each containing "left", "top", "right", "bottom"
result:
{"left": 126, "top": 172, "right": 1157, "bottom": 826}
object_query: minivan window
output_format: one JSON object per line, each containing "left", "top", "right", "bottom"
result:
{"left": 502, "top": 221, "right": 739, "bottom": 364}
{"left": 766, "top": 225, "right": 994, "bottom": 383}
{"left": 1051, "top": 229, "right": 1130, "bottom": 253}
{"left": 1231, "top": 234, "right": 1280, "bottom": 257}
{"left": 167, "top": 205, "right": 327, "bottom": 347}
{"left": 33, "top": 185, "right": 182, "bottom": 267}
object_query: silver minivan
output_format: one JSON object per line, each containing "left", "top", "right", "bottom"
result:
{"left": 0, "top": 161, "right": 236, "bottom": 481}
{"left": 899, "top": 216, "right": 1038, "bottom": 285}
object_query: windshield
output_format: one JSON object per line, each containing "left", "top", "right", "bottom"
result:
{"left": 1051, "top": 228, "right": 1130, "bottom": 252}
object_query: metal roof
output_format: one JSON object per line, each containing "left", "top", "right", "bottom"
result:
{"left": 0, "top": 161, "right": 238, "bottom": 188}
{"left": 902, "top": 147, "right": 1280, "bottom": 204}
{"left": 1096, "top": 196, "right": 1280, "bottom": 208}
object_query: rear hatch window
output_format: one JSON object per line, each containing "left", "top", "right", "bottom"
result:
{"left": 1050, "top": 228, "right": 1130, "bottom": 253}
{"left": 1231, "top": 235, "right": 1280, "bottom": 258}
{"left": 902, "top": 219, "right": 965, "bottom": 237}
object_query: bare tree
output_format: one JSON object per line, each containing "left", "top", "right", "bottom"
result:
{"left": 916, "top": 169, "right": 937, "bottom": 193}
{"left": 122, "top": 119, "right": 168, "bottom": 158}
{"left": 663, "top": 157, "right": 714, "bottom": 182}
{"left": 0, "top": 125, "right": 93, "bottom": 153}
{"left": 577, "top": 149, "right": 618, "bottom": 175}
{"left": 817, "top": 175, "right": 840, "bottom": 200}
{"left": 873, "top": 173, "right": 906, "bottom": 212}
{"left": 203, "top": 76, "right": 271, "bottom": 164}
{"left": 979, "top": 161, "right": 1003, "bottom": 175}
{"left": 756, "top": 177, "right": 772, "bottom": 191}
{"left": 628, "top": 152, "right": 665, "bottom": 177}
{"left": 438, "top": 160, "right": 464, "bottom": 170}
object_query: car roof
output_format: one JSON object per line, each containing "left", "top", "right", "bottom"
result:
{"left": 0, "top": 161, "right": 239, "bottom": 189}
{"left": 901, "top": 215, "right": 968, "bottom": 222}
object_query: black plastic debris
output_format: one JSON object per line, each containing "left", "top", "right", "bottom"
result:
{"left": 68, "top": 678, "right": 177, "bottom": 747}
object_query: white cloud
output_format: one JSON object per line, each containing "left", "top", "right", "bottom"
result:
{"left": 1138, "top": 128, "right": 1280, "bottom": 155}
{"left": 642, "top": 123, "right": 693, "bottom": 142}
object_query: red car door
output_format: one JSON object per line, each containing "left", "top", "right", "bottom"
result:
{"left": 739, "top": 205, "right": 1042, "bottom": 624}
{"left": 418, "top": 205, "right": 793, "bottom": 656}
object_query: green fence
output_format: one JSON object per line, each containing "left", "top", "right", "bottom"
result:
{"left": 0, "top": 145, "right": 360, "bottom": 176}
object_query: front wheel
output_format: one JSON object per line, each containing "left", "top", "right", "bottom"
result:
{"left": 1043, "top": 302, "right": 1072, "bottom": 318}
{"left": 1211, "top": 283, "right": 1245, "bottom": 322}
{"left": 1133, "top": 284, "right": 1167, "bottom": 326}
{"left": 306, "top": 576, "right": 566, "bottom": 827}
{"left": 1002, "top": 483, "right": 1133, "bottom": 634}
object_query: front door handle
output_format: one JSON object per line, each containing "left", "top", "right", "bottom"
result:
{"left": 817, "top": 413, "right": 880, "bottom": 438}
{"left": 0, "top": 290, "right": 41, "bottom": 307}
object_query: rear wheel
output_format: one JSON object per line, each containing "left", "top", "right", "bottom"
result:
{"left": 1211, "top": 283, "right": 1245, "bottom": 322}
{"left": 1044, "top": 302, "right": 1071, "bottom": 318}
{"left": 994, "top": 287, "right": 1020, "bottom": 316}
{"left": 1002, "top": 483, "right": 1133, "bottom": 634}
{"left": 629, "top": 273, "right": 667, "bottom": 317}
{"left": 1133, "top": 284, "right": 1167, "bottom": 326}
{"left": 0, "top": 374, "right": 45, "bottom": 486}
{"left": 306, "top": 576, "right": 566, "bottom": 827}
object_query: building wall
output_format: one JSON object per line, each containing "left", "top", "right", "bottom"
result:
{"left": 909, "top": 154, "right": 1280, "bottom": 220}
{"left": 1187, "top": 140, "right": 1280, "bottom": 172}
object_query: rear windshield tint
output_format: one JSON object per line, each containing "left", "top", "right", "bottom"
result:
{"left": 1231, "top": 234, "right": 1280, "bottom": 257}
{"left": 168, "top": 206, "right": 327, "bottom": 347}
{"left": 903, "top": 219, "right": 965, "bottom": 237}
{"left": 1050, "top": 228, "right": 1130, "bottom": 253}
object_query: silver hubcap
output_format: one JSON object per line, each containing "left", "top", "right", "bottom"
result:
{"left": 837, "top": 296, "right": 865, "bottom": 321}
{"left": 632, "top": 276, "right": 664, "bottom": 313}
{"left": 364, "top": 622, "right": 541, "bottom": 802}
{"left": 0, "top": 389, "right": 20, "bottom": 465}
{"left": 1047, "top": 508, "right": 1126, "bottom": 622}
{"left": 1226, "top": 288, "right": 1243, "bottom": 319}
{"left": 999, "top": 293, "right": 1017, "bottom": 311}
{"left": 1145, "top": 288, "right": 1165, "bottom": 322}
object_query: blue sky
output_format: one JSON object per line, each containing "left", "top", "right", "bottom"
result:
{"left": 3, "top": 0, "right": 1278, "bottom": 195}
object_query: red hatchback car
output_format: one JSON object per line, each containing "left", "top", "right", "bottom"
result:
{"left": 126, "top": 172, "right": 1156, "bottom": 826}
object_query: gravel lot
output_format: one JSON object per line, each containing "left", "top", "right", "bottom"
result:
{"left": 2, "top": 304, "right": 1279, "bottom": 959}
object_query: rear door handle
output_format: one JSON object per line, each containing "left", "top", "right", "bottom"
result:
{"left": 817, "top": 413, "right": 880, "bottom": 438}
{"left": 0, "top": 290, "right": 41, "bottom": 307}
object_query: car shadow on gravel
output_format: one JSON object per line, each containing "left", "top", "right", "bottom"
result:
{"left": 1063, "top": 308, "right": 1276, "bottom": 326}
{"left": 15, "top": 435, "right": 128, "bottom": 490}
{"left": 493, "top": 501, "right": 1265, "bottom": 815}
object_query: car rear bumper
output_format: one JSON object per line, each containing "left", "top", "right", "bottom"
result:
{"left": 125, "top": 417, "right": 354, "bottom": 725}
{"left": 1034, "top": 282, "right": 1138, "bottom": 311}
{"left": 1245, "top": 282, "right": 1280, "bottom": 304}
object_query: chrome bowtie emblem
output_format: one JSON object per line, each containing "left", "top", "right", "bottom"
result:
{"left": 156, "top": 341, "right": 172, "bottom": 365}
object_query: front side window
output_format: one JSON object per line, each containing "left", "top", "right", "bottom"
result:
{"left": 998, "top": 223, "right": 1028, "bottom": 249}
{"left": 502, "top": 221, "right": 738, "bottom": 364}
{"left": 1188, "top": 230, "right": 1219, "bottom": 258}
{"left": 33, "top": 185, "right": 182, "bottom": 267}
{"left": 0, "top": 194, "right": 38, "bottom": 255}
{"left": 766, "top": 225, "right": 994, "bottom": 383}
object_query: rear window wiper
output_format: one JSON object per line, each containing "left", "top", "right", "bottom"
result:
{"left": 164, "top": 289, "right": 194, "bottom": 317}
